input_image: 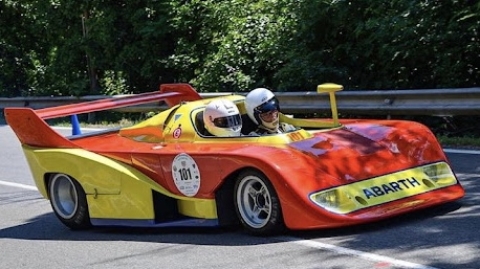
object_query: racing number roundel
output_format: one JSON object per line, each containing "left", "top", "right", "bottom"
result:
{"left": 172, "top": 153, "right": 201, "bottom": 197}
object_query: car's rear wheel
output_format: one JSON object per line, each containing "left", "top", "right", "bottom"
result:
{"left": 234, "top": 170, "right": 284, "bottom": 235}
{"left": 48, "top": 173, "right": 91, "bottom": 230}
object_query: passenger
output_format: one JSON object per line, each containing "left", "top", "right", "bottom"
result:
{"left": 245, "top": 88, "right": 296, "bottom": 135}
{"left": 203, "top": 98, "right": 242, "bottom": 137}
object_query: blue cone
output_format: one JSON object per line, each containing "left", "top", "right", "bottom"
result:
{"left": 71, "top": 114, "right": 82, "bottom": 135}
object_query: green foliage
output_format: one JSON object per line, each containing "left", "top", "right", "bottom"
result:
{"left": 1, "top": 0, "right": 479, "bottom": 96}
{"left": 1, "top": 0, "right": 175, "bottom": 96}
{"left": 166, "top": 0, "right": 300, "bottom": 92}
{"left": 275, "top": 0, "right": 480, "bottom": 90}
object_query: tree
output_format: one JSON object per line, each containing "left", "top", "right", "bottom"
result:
{"left": 167, "top": 0, "right": 300, "bottom": 92}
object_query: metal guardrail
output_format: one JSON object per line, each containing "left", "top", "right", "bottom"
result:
{"left": 1, "top": 88, "right": 480, "bottom": 121}
{"left": 277, "top": 88, "right": 480, "bottom": 116}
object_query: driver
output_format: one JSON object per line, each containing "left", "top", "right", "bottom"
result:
{"left": 245, "top": 88, "right": 296, "bottom": 135}
{"left": 203, "top": 98, "right": 242, "bottom": 137}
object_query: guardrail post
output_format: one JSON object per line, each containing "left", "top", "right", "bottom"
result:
{"left": 0, "top": 108, "right": 5, "bottom": 125}
{"left": 87, "top": 112, "right": 96, "bottom": 123}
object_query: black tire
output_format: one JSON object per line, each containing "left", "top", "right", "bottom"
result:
{"left": 48, "top": 174, "right": 91, "bottom": 230}
{"left": 234, "top": 169, "right": 284, "bottom": 235}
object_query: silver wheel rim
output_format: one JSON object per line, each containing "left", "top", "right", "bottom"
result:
{"left": 50, "top": 174, "right": 79, "bottom": 219}
{"left": 236, "top": 175, "right": 272, "bottom": 229}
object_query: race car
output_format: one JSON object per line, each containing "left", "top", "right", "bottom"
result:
{"left": 5, "top": 83, "right": 465, "bottom": 235}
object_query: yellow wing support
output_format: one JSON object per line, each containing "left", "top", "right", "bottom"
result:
{"left": 317, "top": 83, "right": 343, "bottom": 127}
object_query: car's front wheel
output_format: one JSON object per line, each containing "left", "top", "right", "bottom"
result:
{"left": 234, "top": 170, "right": 284, "bottom": 235}
{"left": 48, "top": 173, "right": 91, "bottom": 230}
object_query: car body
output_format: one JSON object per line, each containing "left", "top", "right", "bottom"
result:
{"left": 5, "top": 83, "right": 465, "bottom": 235}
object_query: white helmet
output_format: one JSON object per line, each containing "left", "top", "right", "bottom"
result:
{"left": 204, "top": 99, "right": 242, "bottom": 137}
{"left": 245, "top": 88, "right": 280, "bottom": 131}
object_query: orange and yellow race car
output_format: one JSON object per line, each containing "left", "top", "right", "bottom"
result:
{"left": 5, "top": 83, "right": 465, "bottom": 235}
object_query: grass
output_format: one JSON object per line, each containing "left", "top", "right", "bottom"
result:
{"left": 437, "top": 135, "right": 480, "bottom": 149}
{"left": 52, "top": 118, "right": 135, "bottom": 128}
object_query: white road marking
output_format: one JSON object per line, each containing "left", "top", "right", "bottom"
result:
{"left": 280, "top": 236, "right": 439, "bottom": 269}
{"left": 0, "top": 180, "right": 37, "bottom": 191}
{"left": 444, "top": 148, "right": 480, "bottom": 155}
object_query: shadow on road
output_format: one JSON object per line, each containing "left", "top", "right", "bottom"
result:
{"left": 0, "top": 211, "right": 274, "bottom": 246}
{"left": 0, "top": 201, "right": 470, "bottom": 245}
{"left": 0, "top": 199, "right": 478, "bottom": 268}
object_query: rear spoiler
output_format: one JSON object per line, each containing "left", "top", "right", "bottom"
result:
{"left": 5, "top": 83, "right": 202, "bottom": 147}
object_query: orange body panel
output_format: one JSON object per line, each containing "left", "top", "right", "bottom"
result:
{"left": 69, "top": 118, "right": 464, "bottom": 229}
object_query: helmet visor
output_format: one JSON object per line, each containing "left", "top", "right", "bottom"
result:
{"left": 254, "top": 97, "right": 280, "bottom": 114}
{"left": 213, "top": 114, "right": 242, "bottom": 128}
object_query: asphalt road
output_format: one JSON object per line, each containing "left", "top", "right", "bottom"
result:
{"left": 1, "top": 124, "right": 479, "bottom": 269}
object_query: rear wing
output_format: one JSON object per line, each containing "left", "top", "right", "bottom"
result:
{"left": 5, "top": 84, "right": 202, "bottom": 148}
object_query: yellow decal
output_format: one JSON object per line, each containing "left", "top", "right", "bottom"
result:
{"left": 362, "top": 176, "right": 422, "bottom": 200}
{"left": 310, "top": 162, "right": 458, "bottom": 214}
{"left": 287, "top": 131, "right": 305, "bottom": 142}
{"left": 356, "top": 162, "right": 456, "bottom": 204}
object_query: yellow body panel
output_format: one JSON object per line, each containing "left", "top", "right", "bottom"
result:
{"left": 22, "top": 145, "right": 217, "bottom": 220}
{"left": 177, "top": 200, "right": 217, "bottom": 219}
